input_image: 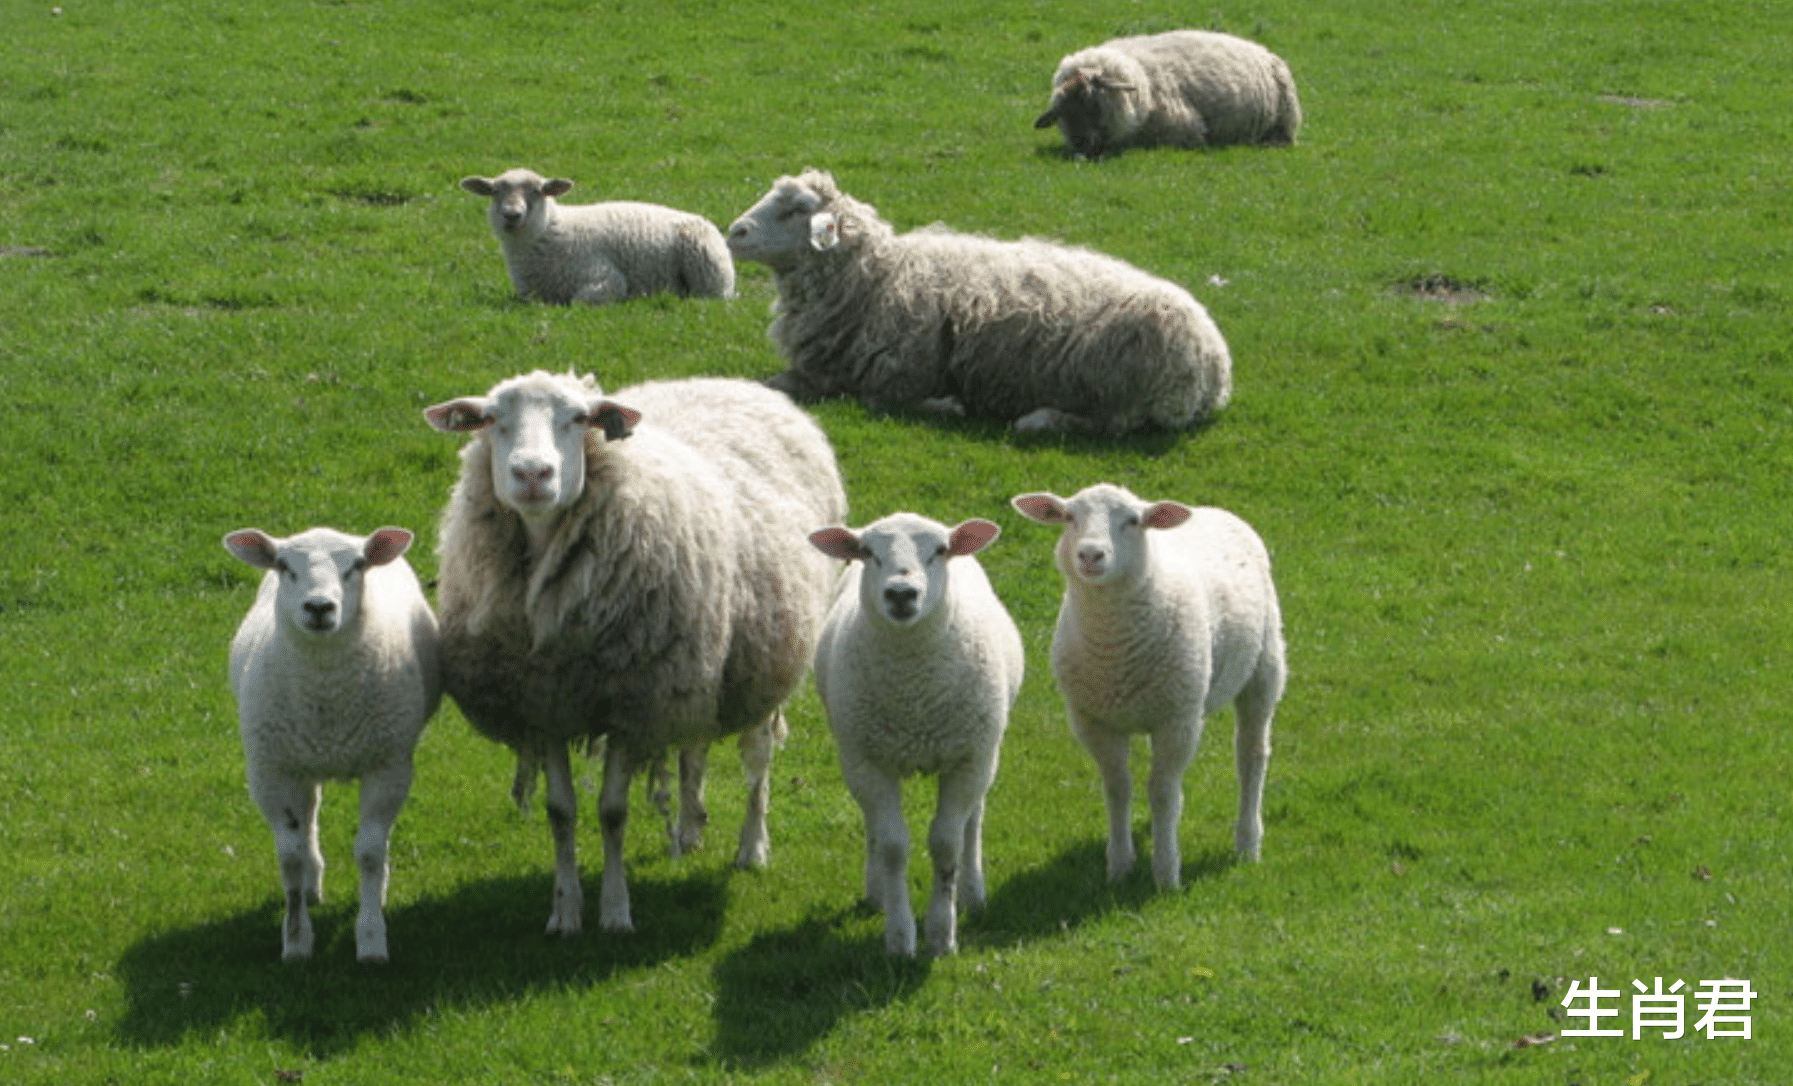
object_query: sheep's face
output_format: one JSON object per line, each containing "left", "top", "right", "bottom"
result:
{"left": 1033, "top": 70, "right": 1128, "bottom": 158}
{"left": 810, "top": 513, "right": 1001, "bottom": 629}
{"left": 1012, "top": 485, "right": 1192, "bottom": 586}
{"left": 727, "top": 176, "right": 839, "bottom": 270}
{"left": 461, "top": 169, "right": 574, "bottom": 239}
{"left": 425, "top": 372, "right": 641, "bottom": 529}
{"left": 224, "top": 527, "right": 413, "bottom": 638}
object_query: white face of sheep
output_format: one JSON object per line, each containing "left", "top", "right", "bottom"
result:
{"left": 460, "top": 169, "right": 574, "bottom": 239}
{"left": 810, "top": 514, "right": 1001, "bottom": 628}
{"left": 223, "top": 527, "right": 414, "bottom": 637}
{"left": 1012, "top": 485, "right": 1193, "bottom": 586}
{"left": 726, "top": 176, "right": 840, "bottom": 270}
{"left": 424, "top": 375, "right": 642, "bottom": 529}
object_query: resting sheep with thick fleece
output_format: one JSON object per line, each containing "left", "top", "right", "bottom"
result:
{"left": 224, "top": 526, "right": 442, "bottom": 963}
{"left": 1011, "top": 484, "right": 1285, "bottom": 889}
{"left": 1035, "top": 30, "right": 1301, "bottom": 158}
{"left": 808, "top": 513, "right": 1023, "bottom": 956}
{"left": 726, "top": 169, "right": 1231, "bottom": 435}
{"left": 425, "top": 371, "right": 845, "bottom": 935}
{"left": 461, "top": 168, "right": 735, "bottom": 305}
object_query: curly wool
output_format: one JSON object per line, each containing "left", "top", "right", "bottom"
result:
{"left": 766, "top": 171, "right": 1230, "bottom": 434}
{"left": 503, "top": 202, "right": 735, "bottom": 304}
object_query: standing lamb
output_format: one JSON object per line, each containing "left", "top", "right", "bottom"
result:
{"left": 1034, "top": 30, "right": 1302, "bottom": 157}
{"left": 461, "top": 168, "right": 735, "bottom": 305}
{"left": 726, "top": 169, "right": 1230, "bottom": 436}
{"left": 1010, "top": 484, "right": 1285, "bottom": 889}
{"left": 223, "top": 526, "right": 442, "bottom": 963}
{"left": 425, "top": 370, "right": 845, "bottom": 935}
{"left": 808, "top": 513, "right": 1024, "bottom": 956}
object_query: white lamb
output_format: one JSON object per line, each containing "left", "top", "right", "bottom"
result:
{"left": 726, "top": 169, "right": 1231, "bottom": 435}
{"left": 425, "top": 370, "right": 845, "bottom": 936}
{"left": 1011, "top": 484, "right": 1285, "bottom": 889}
{"left": 223, "top": 526, "right": 442, "bottom": 963}
{"left": 808, "top": 513, "right": 1023, "bottom": 956}
{"left": 461, "top": 168, "right": 735, "bottom": 305}
{"left": 1034, "top": 30, "right": 1302, "bottom": 158}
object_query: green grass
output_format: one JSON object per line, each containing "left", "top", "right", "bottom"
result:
{"left": 2, "top": 0, "right": 1789, "bottom": 1082}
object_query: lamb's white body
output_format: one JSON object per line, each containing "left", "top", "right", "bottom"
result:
{"left": 1035, "top": 30, "right": 1301, "bottom": 157}
{"left": 462, "top": 168, "right": 735, "bottom": 305}
{"left": 1012, "top": 484, "right": 1284, "bottom": 889}
{"left": 726, "top": 169, "right": 1230, "bottom": 435}
{"left": 426, "top": 371, "right": 844, "bottom": 936}
{"left": 809, "top": 514, "right": 1023, "bottom": 956}
{"left": 224, "top": 526, "right": 441, "bottom": 963}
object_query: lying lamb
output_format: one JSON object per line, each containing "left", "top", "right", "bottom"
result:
{"left": 809, "top": 513, "right": 1023, "bottom": 956}
{"left": 426, "top": 371, "right": 844, "bottom": 935}
{"left": 224, "top": 526, "right": 441, "bottom": 962}
{"left": 726, "top": 169, "right": 1231, "bottom": 435}
{"left": 461, "top": 168, "right": 735, "bottom": 305}
{"left": 1035, "top": 30, "right": 1302, "bottom": 157}
{"left": 1011, "top": 484, "right": 1285, "bottom": 889}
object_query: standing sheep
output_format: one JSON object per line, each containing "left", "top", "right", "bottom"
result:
{"left": 726, "top": 169, "right": 1231, "bottom": 436}
{"left": 1010, "top": 484, "right": 1285, "bottom": 889}
{"left": 425, "top": 370, "right": 845, "bottom": 935}
{"left": 808, "top": 513, "right": 1023, "bottom": 956}
{"left": 223, "top": 526, "right": 442, "bottom": 963}
{"left": 461, "top": 168, "right": 735, "bottom": 305}
{"left": 1034, "top": 30, "right": 1302, "bottom": 157}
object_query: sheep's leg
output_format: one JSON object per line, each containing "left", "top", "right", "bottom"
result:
{"left": 925, "top": 762, "right": 993, "bottom": 956}
{"left": 571, "top": 262, "right": 628, "bottom": 305}
{"left": 352, "top": 761, "right": 413, "bottom": 964}
{"left": 958, "top": 794, "right": 989, "bottom": 912}
{"left": 1013, "top": 407, "right": 1098, "bottom": 434}
{"left": 249, "top": 770, "right": 322, "bottom": 962}
{"left": 541, "top": 741, "right": 584, "bottom": 937}
{"left": 511, "top": 745, "right": 541, "bottom": 815}
{"left": 1232, "top": 673, "right": 1280, "bottom": 863}
{"left": 1146, "top": 721, "right": 1201, "bottom": 891}
{"left": 677, "top": 743, "right": 709, "bottom": 857}
{"left": 1071, "top": 714, "right": 1136, "bottom": 882}
{"left": 596, "top": 743, "right": 635, "bottom": 933}
{"left": 734, "top": 712, "right": 783, "bottom": 869}
{"left": 844, "top": 761, "right": 913, "bottom": 955}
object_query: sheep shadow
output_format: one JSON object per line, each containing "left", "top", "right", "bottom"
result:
{"left": 827, "top": 394, "right": 1201, "bottom": 459}
{"left": 114, "top": 867, "right": 729, "bottom": 1058}
{"left": 706, "top": 904, "right": 930, "bottom": 1070}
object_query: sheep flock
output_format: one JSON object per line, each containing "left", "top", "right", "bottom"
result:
{"left": 221, "top": 26, "right": 1300, "bottom": 959}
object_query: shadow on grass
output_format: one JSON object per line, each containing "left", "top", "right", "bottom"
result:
{"left": 707, "top": 904, "right": 930, "bottom": 1070}
{"left": 114, "top": 867, "right": 729, "bottom": 1057}
{"left": 973, "top": 837, "right": 1239, "bottom": 948}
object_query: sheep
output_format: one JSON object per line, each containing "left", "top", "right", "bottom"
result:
{"left": 1010, "top": 484, "right": 1285, "bottom": 890}
{"left": 424, "top": 370, "right": 845, "bottom": 935}
{"left": 460, "top": 168, "right": 735, "bottom": 305}
{"left": 808, "top": 513, "right": 1024, "bottom": 956}
{"left": 1034, "top": 30, "right": 1302, "bottom": 158}
{"left": 726, "top": 169, "right": 1231, "bottom": 435}
{"left": 223, "top": 526, "right": 442, "bottom": 963}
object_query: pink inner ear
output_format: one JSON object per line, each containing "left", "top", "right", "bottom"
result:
{"left": 363, "top": 528, "right": 413, "bottom": 567}
{"left": 1011, "top": 494, "right": 1067, "bottom": 524}
{"left": 1144, "top": 502, "right": 1193, "bottom": 530}
{"left": 808, "top": 527, "right": 864, "bottom": 562}
{"left": 949, "top": 519, "right": 1001, "bottom": 557}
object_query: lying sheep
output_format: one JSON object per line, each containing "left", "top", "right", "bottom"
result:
{"left": 461, "top": 168, "right": 735, "bottom": 305}
{"left": 223, "top": 526, "right": 441, "bottom": 963}
{"left": 727, "top": 169, "right": 1230, "bottom": 435}
{"left": 1011, "top": 484, "right": 1285, "bottom": 889}
{"left": 809, "top": 513, "right": 1023, "bottom": 956}
{"left": 1035, "top": 30, "right": 1302, "bottom": 157}
{"left": 426, "top": 371, "right": 844, "bottom": 935}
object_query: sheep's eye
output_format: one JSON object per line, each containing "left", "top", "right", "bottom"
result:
{"left": 349, "top": 559, "right": 368, "bottom": 577}
{"left": 275, "top": 559, "right": 293, "bottom": 578}
{"left": 1125, "top": 515, "right": 1141, "bottom": 528}
{"left": 934, "top": 544, "right": 948, "bottom": 558}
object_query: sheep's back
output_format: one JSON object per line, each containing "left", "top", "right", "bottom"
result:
{"left": 1116, "top": 31, "right": 1294, "bottom": 146}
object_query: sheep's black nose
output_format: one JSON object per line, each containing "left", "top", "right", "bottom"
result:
{"left": 304, "top": 600, "right": 336, "bottom": 620}
{"left": 883, "top": 585, "right": 919, "bottom": 618}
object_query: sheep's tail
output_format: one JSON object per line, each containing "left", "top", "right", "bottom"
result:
{"left": 1267, "top": 57, "right": 1302, "bottom": 144}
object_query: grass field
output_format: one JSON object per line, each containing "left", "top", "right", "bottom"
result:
{"left": 1, "top": 0, "right": 1788, "bottom": 1082}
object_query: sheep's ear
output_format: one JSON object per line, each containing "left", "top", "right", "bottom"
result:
{"left": 948, "top": 519, "right": 1002, "bottom": 557}
{"left": 1033, "top": 105, "right": 1062, "bottom": 129}
{"left": 543, "top": 178, "right": 575, "bottom": 198}
{"left": 809, "top": 211, "right": 840, "bottom": 252}
{"left": 424, "top": 398, "right": 492, "bottom": 433}
{"left": 808, "top": 527, "right": 867, "bottom": 562}
{"left": 460, "top": 176, "right": 496, "bottom": 196}
{"left": 223, "top": 529, "right": 280, "bottom": 570}
{"left": 1142, "top": 501, "right": 1193, "bottom": 530}
{"left": 588, "top": 401, "right": 641, "bottom": 442}
{"left": 363, "top": 528, "right": 414, "bottom": 567}
{"left": 1011, "top": 493, "right": 1069, "bottom": 524}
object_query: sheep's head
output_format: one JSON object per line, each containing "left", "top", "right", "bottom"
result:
{"left": 1033, "top": 68, "right": 1134, "bottom": 158}
{"left": 727, "top": 170, "right": 850, "bottom": 270}
{"left": 224, "top": 527, "right": 413, "bottom": 637}
{"left": 460, "top": 168, "right": 573, "bottom": 239}
{"left": 425, "top": 371, "right": 640, "bottom": 532}
{"left": 810, "top": 513, "right": 1001, "bottom": 629}
{"left": 1012, "top": 484, "right": 1191, "bottom": 586}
